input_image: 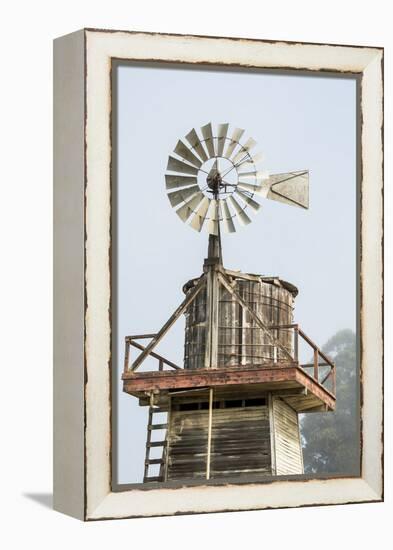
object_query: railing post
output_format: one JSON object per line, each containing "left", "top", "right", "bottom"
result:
{"left": 124, "top": 339, "right": 130, "bottom": 374}
{"left": 332, "top": 365, "right": 336, "bottom": 395}
{"left": 313, "top": 348, "right": 318, "bottom": 382}
{"left": 159, "top": 359, "right": 164, "bottom": 371}
{"left": 294, "top": 325, "right": 299, "bottom": 362}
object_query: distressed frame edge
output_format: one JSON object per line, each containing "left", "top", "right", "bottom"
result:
{"left": 53, "top": 29, "right": 86, "bottom": 520}
{"left": 79, "top": 29, "right": 383, "bottom": 520}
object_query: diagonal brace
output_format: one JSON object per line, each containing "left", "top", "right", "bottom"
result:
{"left": 217, "top": 272, "right": 294, "bottom": 362}
{"left": 130, "top": 274, "right": 206, "bottom": 372}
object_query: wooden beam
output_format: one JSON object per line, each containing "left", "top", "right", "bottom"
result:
{"left": 123, "top": 364, "right": 298, "bottom": 393}
{"left": 218, "top": 273, "right": 294, "bottom": 362}
{"left": 294, "top": 369, "right": 335, "bottom": 409}
{"left": 123, "top": 364, "right": 336, "bottom": 411}
{"left": 130, "top": 275, "right": 206, "bottom": 372}
{"left": 270, "top": 388, "right": 307, "bottom": 397}
{"left": 129, "top": 340, "right": 181, "bottom": 370}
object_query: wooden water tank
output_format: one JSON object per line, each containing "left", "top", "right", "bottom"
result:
{"left": 183, "top": 272, "right": 298, "bottom": 370}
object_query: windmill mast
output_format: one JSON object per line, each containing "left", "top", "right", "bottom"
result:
{"left": 204, "top": 163, "right": 223, "bottom": 368}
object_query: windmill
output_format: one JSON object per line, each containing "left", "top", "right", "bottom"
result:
{"left": 122, "top": 123, "right": 336, "bottom": 484}
{"left": 166, "top": 122, "right": 308, "bottom": 237}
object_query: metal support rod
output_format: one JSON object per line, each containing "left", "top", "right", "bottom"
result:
{"left": 206, "top": 387, "right": 213, "bottom": 480}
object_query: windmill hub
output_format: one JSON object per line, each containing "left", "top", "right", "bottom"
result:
{"left": 206, "top": 169, "right": 223, "bottom": 194}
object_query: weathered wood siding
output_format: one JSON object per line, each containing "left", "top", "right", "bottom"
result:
{"left": 271, "top": 396, "right": 304, "bottom": 475}
{"left": 210, "top": 405, "right": 271, "bottom": 478}
{"left": 166, "top": 402, "right": 271, "bottom": 480}
{"left": 166, "top": 408, "right": 209, "bottom": 480}
{"left": 183, "top": 286, "right": 207, "bottom": 370}
{"left": 183, "top": 273, "right": 296, "bottom": 369}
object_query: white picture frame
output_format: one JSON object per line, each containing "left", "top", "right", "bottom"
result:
{"left": 53, "top": 28, "right": 383, "bottom": 520}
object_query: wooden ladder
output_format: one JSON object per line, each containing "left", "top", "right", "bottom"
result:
{"left": 143, "top": 407, "right": 168, "bottom": 483}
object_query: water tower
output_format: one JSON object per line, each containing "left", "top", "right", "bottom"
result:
{"left": 122, "top": 123, "right": 336, "bottom": 483}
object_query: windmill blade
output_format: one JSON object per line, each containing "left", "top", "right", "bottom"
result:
{"left": 237, "top": 170, "right": 268, "bottom": 180}
{"left": 234, "top": 189, "right": 261, "bottom": 212}
{"left": 167, "top": 185, "right": 200, "bottom": 208}
{"left": 165, "top": 174, "right": 198, "bottom": 190}
{"left": 237, "top": 173, "right": 269, "bottom": 188}
{"left": 236, "top": 151, "right": 264, "bottom": 169}
{"left": 176, "top": 192, "right": 205, "bottom": 222}
{"left": 167, "top": 156, "right": 199, "bottom": 175}
{"left": 231, "top": 137, "right": 257, "bottom": 164}
{"left": 237, "top": 181, "right": 263, "bottom": 194}
{"left": 254, "top": 180, "right": 272, "bottom": 198}
{"left": 185, "top": 128, "right": 209, "bottom": 162}
{"left": 205, "top": 199, "right": 219, "bottom": 235}
{"left": 220, "top": 199, "right": 236, "bottom": 233}
{"left": 216, "top": 123, "right": 229, "bottom": 157}
{"left": 201, "top": 123, "right": 215, "bottom": 157}
{"left": 174, "top": 140, "right": 203, "bottom": 168}
{"left": 238, "top": 179, "right": 275, "bottom": 198}
{"left": 189, "top": 196, "right": 211, "bottom": 232}
{"left": 207, "top": 158, "right": 219, "bottom": 180}
{"left": 232, "top": 151, "right": 251, "bottom": 167}
{"left": 229, "top": 196, "right": 252, "bottom": 226}
{"left": 225, "top": 127, "right": 245, "bottom": 158}
{"left": 265, "top": 171, "right": 309, "bottom": 209}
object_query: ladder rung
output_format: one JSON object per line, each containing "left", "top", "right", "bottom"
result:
{"left": 147, "top": 440, "right": 167, "bottom": 447}
{"left": 145, "top": 458, "right": 164, "bottom": 465}
{"left": 143, "top": 476, "right": 163, "bottom": 483}
{"left": 148, "top": 423, "right": 168, "bottom": 430}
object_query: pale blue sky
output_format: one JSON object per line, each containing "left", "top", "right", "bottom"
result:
{"left": 114, "top": 63, "right": 357, "bottom": 484}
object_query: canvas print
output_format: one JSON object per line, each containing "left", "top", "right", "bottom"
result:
{"left": 112, "top": 63, "right": 358, "bottom": 487}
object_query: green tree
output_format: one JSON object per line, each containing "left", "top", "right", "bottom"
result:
{"left": 300, "top": 329, "right": 360, "bottom": 475}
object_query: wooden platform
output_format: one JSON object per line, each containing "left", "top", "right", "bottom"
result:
{"left": 122, "top": 363, "right": 336, "bottom": 413}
